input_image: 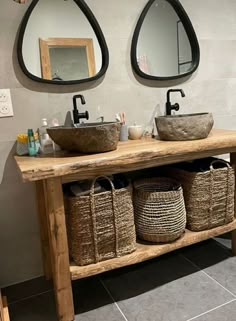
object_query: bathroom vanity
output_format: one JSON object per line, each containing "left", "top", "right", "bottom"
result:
{"left": 15, "top": 129, "right": 236, "bottom": 321}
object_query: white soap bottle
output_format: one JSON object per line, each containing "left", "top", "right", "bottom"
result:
{"left": 39, "top": 118, "right": 53, "bottom": 154}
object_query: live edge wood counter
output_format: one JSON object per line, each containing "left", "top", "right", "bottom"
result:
{"left": 14, "top": 129, "right": 236, "bottom": 321}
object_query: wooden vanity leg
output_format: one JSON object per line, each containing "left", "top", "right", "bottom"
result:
{"left": 35, "top": 180, "right": 52, "bottom": 279}
{"left": 232, "top": 230, "right": 236, "bottom": 256}
{"left": 230, "top": 152, "right": 236, "bottom": 255}
{"left": 45, "top": 177, "right": 74, "bottom": 321}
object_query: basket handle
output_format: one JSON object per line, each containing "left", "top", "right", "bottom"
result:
{"left": 210, "top": 159, "right": 231, "bottom": 170}
{"left": 209, "top": 159, "right": 231, "bottom": 227}
{"left": 89, "top": 176, "right": 119, "bottom": 263}
{"left": 90, "top": 175, "right": 115, "bottom": 195}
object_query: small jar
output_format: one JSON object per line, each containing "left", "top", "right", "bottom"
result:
{"left": 128, "top": 125, "right": 144, "bottom": 140}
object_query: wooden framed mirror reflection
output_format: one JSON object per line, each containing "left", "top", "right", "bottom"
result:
{"left": 39, "top": 37, "right": 96, "bottom": 81}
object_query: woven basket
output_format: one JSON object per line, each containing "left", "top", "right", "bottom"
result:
{"left": 168, "top": 159, "right": 235, "bottom": 231}
{"left": 133, "top": 177, "right": 186, "bottom": 243}
{"left": 65, "top": 176, "right": 136, "bottom": 266}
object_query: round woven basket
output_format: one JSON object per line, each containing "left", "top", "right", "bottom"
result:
{"left": 133, "top": 177, "right": 186, "bottom": 243}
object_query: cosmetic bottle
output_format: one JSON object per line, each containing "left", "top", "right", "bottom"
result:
{"left": 39, "top": 118, "right": 53, "bottom": 154}
{"left": 27, "top": 129, "right": 37, "bottom": 156}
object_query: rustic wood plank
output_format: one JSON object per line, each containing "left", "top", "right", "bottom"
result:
{"left": 45, "top": 177, "right": 74, "bottom": 321}
{"left": 2, "top": 297, "right": 10, "bottom": 321}
{"left": 70, "top": 220, "right": 236, "bottom": 280}
{"left": 15, "top": 129, "right": 236, "bottom": 182}
{"left": 0, "top": 293, "right": 10, "bottom": 321}
{"left": 35, "top": 181, "right": 52, "bottom": 279}
{"left": 232, "top": 230, "right": 236, "bottom": 256}
{"left": 0, "top": 291, "right": 3, "bottom": 321}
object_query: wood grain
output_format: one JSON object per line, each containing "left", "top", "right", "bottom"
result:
{"left": 70, "top": 219, "right": 236, "bottom": 280}
{"left": 2, "top": 297, "right": 9, "bottom": 321}
{"left": 35, "top": 181, "right": 52, "bottom": 279}
{"left": 39, "top": 39, "right": 51, "bottom": 80}
{"left": 44, "top": 177, "right": 74, "bottom": 321}
{"left": 0, "top": 291, "right": 3, "bottom": 321}
{"left": 0, "top": 294, "right": 10, "bottom": 321}
{"left": 15, "top": 129, "right": 236, "bottom": 182}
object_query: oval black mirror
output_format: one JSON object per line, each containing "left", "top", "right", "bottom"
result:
{"left": 131, "top": 0, "right": 200, "bottom": 81}
{"left": 17, "top": 0, "right": 109, "bottom": 85}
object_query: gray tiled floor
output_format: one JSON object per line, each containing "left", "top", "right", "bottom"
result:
{"left": 4, "top": 236, "right": 236, "bottom": 321}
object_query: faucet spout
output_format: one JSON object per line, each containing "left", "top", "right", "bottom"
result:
{"left": 72, "top": 94, "right": 89, "bottom": 125}
{"left": 166, "top": 89, "right": 185, "bottom": 115}
{"left": 73, "top": 94, "right": 86, "bottom": 110}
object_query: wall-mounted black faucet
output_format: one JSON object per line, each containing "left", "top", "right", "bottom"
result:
{"left": 72, "top": 94, "right": 89, "bottom": 124}
{"left": 166, "top": 89, "right": 185, "bottom": 115}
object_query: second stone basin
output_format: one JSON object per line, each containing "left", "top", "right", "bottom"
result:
{"left": 155, "top": 113, "right": 214, "bottom": 141}
{"left": 47, "top": 122, "right": 121, "bottom": 153}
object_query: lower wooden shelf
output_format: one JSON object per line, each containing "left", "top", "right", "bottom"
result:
{"left": 0, "top": 292, "right": 10, "bottom": 321}
{"left": 70, "top": 219, "right": 236, "bottom": 280}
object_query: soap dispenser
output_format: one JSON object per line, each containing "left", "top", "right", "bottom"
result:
{"left": 39, "top": 118, "right": 53, "bottom": 154}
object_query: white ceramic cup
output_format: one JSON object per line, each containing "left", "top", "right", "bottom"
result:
{"left": 128, "top": 125, "right": 144, "bottom": 140}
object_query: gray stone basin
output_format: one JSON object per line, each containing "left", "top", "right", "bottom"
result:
{"left": 155, "top": 113, "right": 214, "bottom": 141}
{"left": 47, "top": 122, "right": 121, "bottom": 153}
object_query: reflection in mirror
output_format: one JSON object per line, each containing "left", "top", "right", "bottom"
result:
{"left": 17, "top": 0, "right": 109, "bottom": 85}
{"left": 131, "top": 0, "right": 200, "bottom": 80}
{"left": 39, "top": 38, "right": 96, "bottom": 81}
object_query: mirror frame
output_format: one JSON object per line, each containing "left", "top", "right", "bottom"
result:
{"left": 131, "top": 0, "right": 200, "bottom": 81}
{"left": 17, "top": 0, "right": 109, "bottom": 85}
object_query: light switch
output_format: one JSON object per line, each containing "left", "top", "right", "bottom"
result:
{"left": 0, "top": 89, "right": 14, "bottom": 118}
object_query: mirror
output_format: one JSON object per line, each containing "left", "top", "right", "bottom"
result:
{"left": 17, "top": 0, "right": 109, "bottom": 85}
{"left": 131, "top": 0, "right": 200, "bottom": 80}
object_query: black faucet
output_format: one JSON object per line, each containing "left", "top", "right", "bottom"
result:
{"left": 73, "top": 94, "right": 89, "bottom": 124}
{"left": 166, "top": 89, "right": 185, "bottom": 115}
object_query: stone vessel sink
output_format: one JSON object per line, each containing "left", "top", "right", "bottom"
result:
{"left": 47, "top": 122, "right": 121, "bottom": 153}
{"left": 155, "top": 113, "right": 214, "bottom": 141}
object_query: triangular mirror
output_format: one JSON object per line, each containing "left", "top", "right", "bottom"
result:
{"left": 131, "top": 0, "right": 200, "bottom": 81}
{"left": 17, "top": 0, "right": 109, "bottom": 85}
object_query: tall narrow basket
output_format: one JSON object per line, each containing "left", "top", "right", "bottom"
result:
{"left": 65, "top": 176, "right": 136, "bottom": 266}
{"left": 168, "top": 159, "right": 235, "bottom": 231}
{"left": 133, "top": 177, "right": 186, "bottom": 243}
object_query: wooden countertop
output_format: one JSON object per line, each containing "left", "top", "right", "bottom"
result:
{"left": 15, "top": 129, "right": 236, "bottom": 182}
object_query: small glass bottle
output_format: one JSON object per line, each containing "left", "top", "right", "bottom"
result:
{"left": 27, "top": 129, "right": 37, "bottom": 156}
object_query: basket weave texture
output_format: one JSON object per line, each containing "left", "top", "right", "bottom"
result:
{"left": 168, "top": 159, "right": 235, "bottom": 231}
{"left": 65, "top": 176, "right": 136, "bottom": 266}
{"left": 133, "top": 177, "right": 186, "bottom": 243}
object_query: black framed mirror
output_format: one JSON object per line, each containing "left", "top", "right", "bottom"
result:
{"left": 131, "top": 0, "right": 200, "bottom": 81}
{"left": 17, "top": 0, "right": 109, "bottom": 85}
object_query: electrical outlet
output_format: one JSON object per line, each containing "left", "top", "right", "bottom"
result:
{"left": 0, "top": 91, "right": 7, "bottom": 102}
{"left": 0, "top": 89, "right": 14, "bottom": 118}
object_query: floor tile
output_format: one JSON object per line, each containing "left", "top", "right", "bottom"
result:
{"left": 214, "top": 233, "right": 231, "bottom": 249}
{"left": 73, "top": 277, "right": 125, "bottom": 321}
{"left": 101, "top": 252, "right": 234, "bottom": 321}
{"left": 9, "top": 277, "right": 125, "bottom": 321}
{"left": 190, "top": 299, "right": 236, "bottom": 321}
{"left": 9, "top": 291, "right": 57, "bottom": 321}
{"left": 3, "top": 277, "right": 52, "bottom": 304}
{"left": 182, "top": 239, "right": 236, "bottom": 296}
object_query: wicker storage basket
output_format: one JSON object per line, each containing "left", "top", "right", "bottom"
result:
{"left": 65, "top": 176, "right": 136, "bottom": 266}
{"left": 168, "top": 159, "right": 235, "bottom": 231}
{"left": 133, "top": 177, "right": 186, "bottom": 243}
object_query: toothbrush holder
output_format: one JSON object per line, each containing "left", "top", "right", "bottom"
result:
{"left": 119, "top": 124, "right": 128, "bottom": 141}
